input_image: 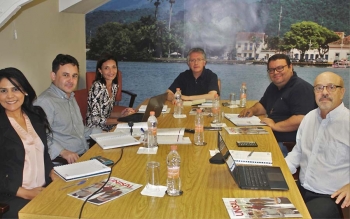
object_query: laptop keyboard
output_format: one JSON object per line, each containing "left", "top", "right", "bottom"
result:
{"left": 243, "top": 166, "right": 269, "bottom": 188}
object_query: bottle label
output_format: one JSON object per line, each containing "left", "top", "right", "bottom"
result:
{"left": 149, "top": 127, "right": 157, "bottom": 135}
{"left": 176, "top": 100, "right": 182, "bottom": 107}
{"left": 211, "top": 107, "right": 220, "bottom": 114}
{"left": 195, "top": 124, "right": 203, "bottom": 133}
{"left": 167, "top": 166, "right": 180, "bottom": 178}
{"left": 240, "top": 93, "right": 246, "bottom": 99}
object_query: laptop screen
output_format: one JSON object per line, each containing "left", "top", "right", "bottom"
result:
{"left": 141, "top": 92, "right": 167, "bottom": 121}
{"left": 218, "top": 132, "right": 237, "bottom": 173}
{"left": 218, "top": 132, "right": 248, "bottom": 185}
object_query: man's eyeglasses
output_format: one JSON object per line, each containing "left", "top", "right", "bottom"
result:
{"left": 189, "top": 59, "right": 204, "bottom": 63}
{"left": 267, "top": 65, "right": 287, "bottom": 74}
{"left": 314, "top": 84, "right": 342, "bottom": 93}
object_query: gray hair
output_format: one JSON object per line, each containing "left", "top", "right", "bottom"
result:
{"left": 186, "top": 48, "right": 206, "bottom": 63}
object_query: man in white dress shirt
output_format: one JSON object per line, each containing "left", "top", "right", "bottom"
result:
{"left": 285, "top": 72, "right": 349, "bottom": 219}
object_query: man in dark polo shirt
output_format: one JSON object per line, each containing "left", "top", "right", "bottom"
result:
{"left": 239, "top": 54, "right": 317, "bottom": 157}
{"left": 167, "top": 48, "right": 219, "bottom": 101}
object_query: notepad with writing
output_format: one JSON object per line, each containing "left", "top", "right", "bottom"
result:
{"left": 54, "top": 159, "right": 111, "bottom": 182}
{"left": 230, "top": 150, "right": 272, "bottom": 166}
{"left": 90, "top": 131, "right": 140, "bottom": 149}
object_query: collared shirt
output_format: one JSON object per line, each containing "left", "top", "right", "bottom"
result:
{"left": 285, "top": 103, "right": 350, "bottom": 194}
{"left": 259, "top": 72, "right": 317, "bottom": 142}
{"left": 168, "top": 67, "right": 219, "bottom": 95}
{"left": 35, "top": 83, "right": 102, "bottom": 159}
{"left": 86, "top": 81, "right": 118, "bottom": 131}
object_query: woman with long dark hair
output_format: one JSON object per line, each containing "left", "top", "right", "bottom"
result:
{"left": 0, "top": 67, "right": 56, "bottom": 219}
{"left": 86, "top": 54, "right": 134, "bottom": 131}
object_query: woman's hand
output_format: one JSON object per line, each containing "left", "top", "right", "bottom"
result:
{"left": 121, "top": 108, "right": 135, "bottom": 117}
{"left": 50, "top": 169, "right": 59, "bottom": 181}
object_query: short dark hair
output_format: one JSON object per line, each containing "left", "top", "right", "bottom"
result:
{"left": 187, "top": 48, "right": 206, "bottom": 62}
{"left": 267, "top": 54, "right": 291, "bottom": 67}
{"left": 0, "top": 67, "right": 52, "bottom": 134}
{"left": 95, "top": 53, "right": 119, "bottom": 85}
{"left": 52, "top": 54, "right": 79, "bottom": 73}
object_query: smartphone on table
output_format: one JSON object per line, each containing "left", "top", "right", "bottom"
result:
{"left": 90, "top": 156, "right": 114, "bottom": 166}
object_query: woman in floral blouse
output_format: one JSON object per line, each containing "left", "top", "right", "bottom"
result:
{"left": 86, "top": 54, "right": 134, "bottom": 131}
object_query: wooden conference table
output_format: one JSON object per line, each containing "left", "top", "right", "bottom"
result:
{"left": 19, "top": 100, "right": 311, "bottom": 219}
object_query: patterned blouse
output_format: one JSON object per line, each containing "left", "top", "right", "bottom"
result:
{"left": 86, "top": 81, "right": 118, "bottom": 131}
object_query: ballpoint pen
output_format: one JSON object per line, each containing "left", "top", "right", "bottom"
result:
{"left": 247, "top": 150, "right": 254, "bottom": 157}
{"left": 176, "top": 128, "right": 182, "bottom": 142}
{"left": 141, "top": 128, "right": 147, "bottom": 142}
{"left": 59, "top": 179, "right": 87, "bottom": 191}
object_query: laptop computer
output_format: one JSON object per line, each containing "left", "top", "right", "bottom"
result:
{"left": 117, "top": 92, "right": 167, "bottom": 123}
{"left": 217, "top": 132, "right": 289, "bottom": 190}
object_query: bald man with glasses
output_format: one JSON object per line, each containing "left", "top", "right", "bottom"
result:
{"left": 285, "top": 72, "right": 349, "bottom": 219}
{"left": 239, "top": 54, "right": 317, "bottom": 157}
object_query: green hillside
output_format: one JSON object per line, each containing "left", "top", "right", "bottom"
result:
{"left": 86, "top": 0, "right": 349, "bottom": 38}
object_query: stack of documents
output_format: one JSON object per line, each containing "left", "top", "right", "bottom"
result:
{"left": 138, "top": 105, "right": 168, "bottom": 112}
{"left": 90, "top": 131, "right": 140, "bottom": 149}
{"left": 157, "top": 128, "right": 191, "bottom": 144}
{"left": 183, "top": 99, "right": 206, "bottom": 106}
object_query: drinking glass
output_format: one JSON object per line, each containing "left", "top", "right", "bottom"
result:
{"left": 146, "top": 161, "right": 160, "bottom": 189}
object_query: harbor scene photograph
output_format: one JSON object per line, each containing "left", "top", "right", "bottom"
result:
{"left": 86, "top": 0, "right": 349, "bottom": 107}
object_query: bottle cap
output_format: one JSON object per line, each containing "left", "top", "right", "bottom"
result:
{"left": 150, "top": 111, "right": 155, "bottom": 116}
{"left": 171, "top": 145, "right": 177, "bottom": 151}
{"left": 242, "top": 82, "right": 246, "bottom": 86}
{"left": 176, "top": 88, "right": 180, "bottom": 91}
{"left": 196, "top": 108, "right": 202, "bottom": 113}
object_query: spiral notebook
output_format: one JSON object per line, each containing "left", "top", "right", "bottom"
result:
{"left": 229, "top": 150, "right": 272, "bottom": 166}
{"left": 54, "top": 159, "right": 111, "bottom": 182}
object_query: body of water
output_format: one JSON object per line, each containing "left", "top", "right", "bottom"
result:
{"left": 86, "top": 60, "right": 349, "bottom": 108}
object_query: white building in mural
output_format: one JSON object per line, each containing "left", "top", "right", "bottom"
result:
{"left": 235, "top": 32, "right": 266, "bottom": 60}
{"left": 289, "top": 32, "right": 350, "bottom": 62}
{"left": 236, "top": 31, "right": 350, "bottom": 63}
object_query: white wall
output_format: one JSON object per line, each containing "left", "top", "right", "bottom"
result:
{"left": 0, "top": 0, "right": 87, "bottom": 94}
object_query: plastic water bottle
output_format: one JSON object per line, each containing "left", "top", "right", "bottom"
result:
{"left": 240, "top": 82, "right": 247, "bottom": 107}
{"left": 212, "top": 94, "right": 220, "bottom": 123}
{"left": 166, "top": 145, "right": 182, "bottom": 196}
{"left": 194, "top": 108, "right": 205, "bottom": 145}
{"left": 174, "top": 88, "right": 182, "bottom": 115}
{"left": 147, "top": 111, "right": 158, "bottom": 148}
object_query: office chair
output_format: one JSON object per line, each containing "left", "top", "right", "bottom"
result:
{"left": 0, "top": 203, "right": 9, "bottom": 218}
{"left": 217, "top": 78, "right": 221, "bottom": 96}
